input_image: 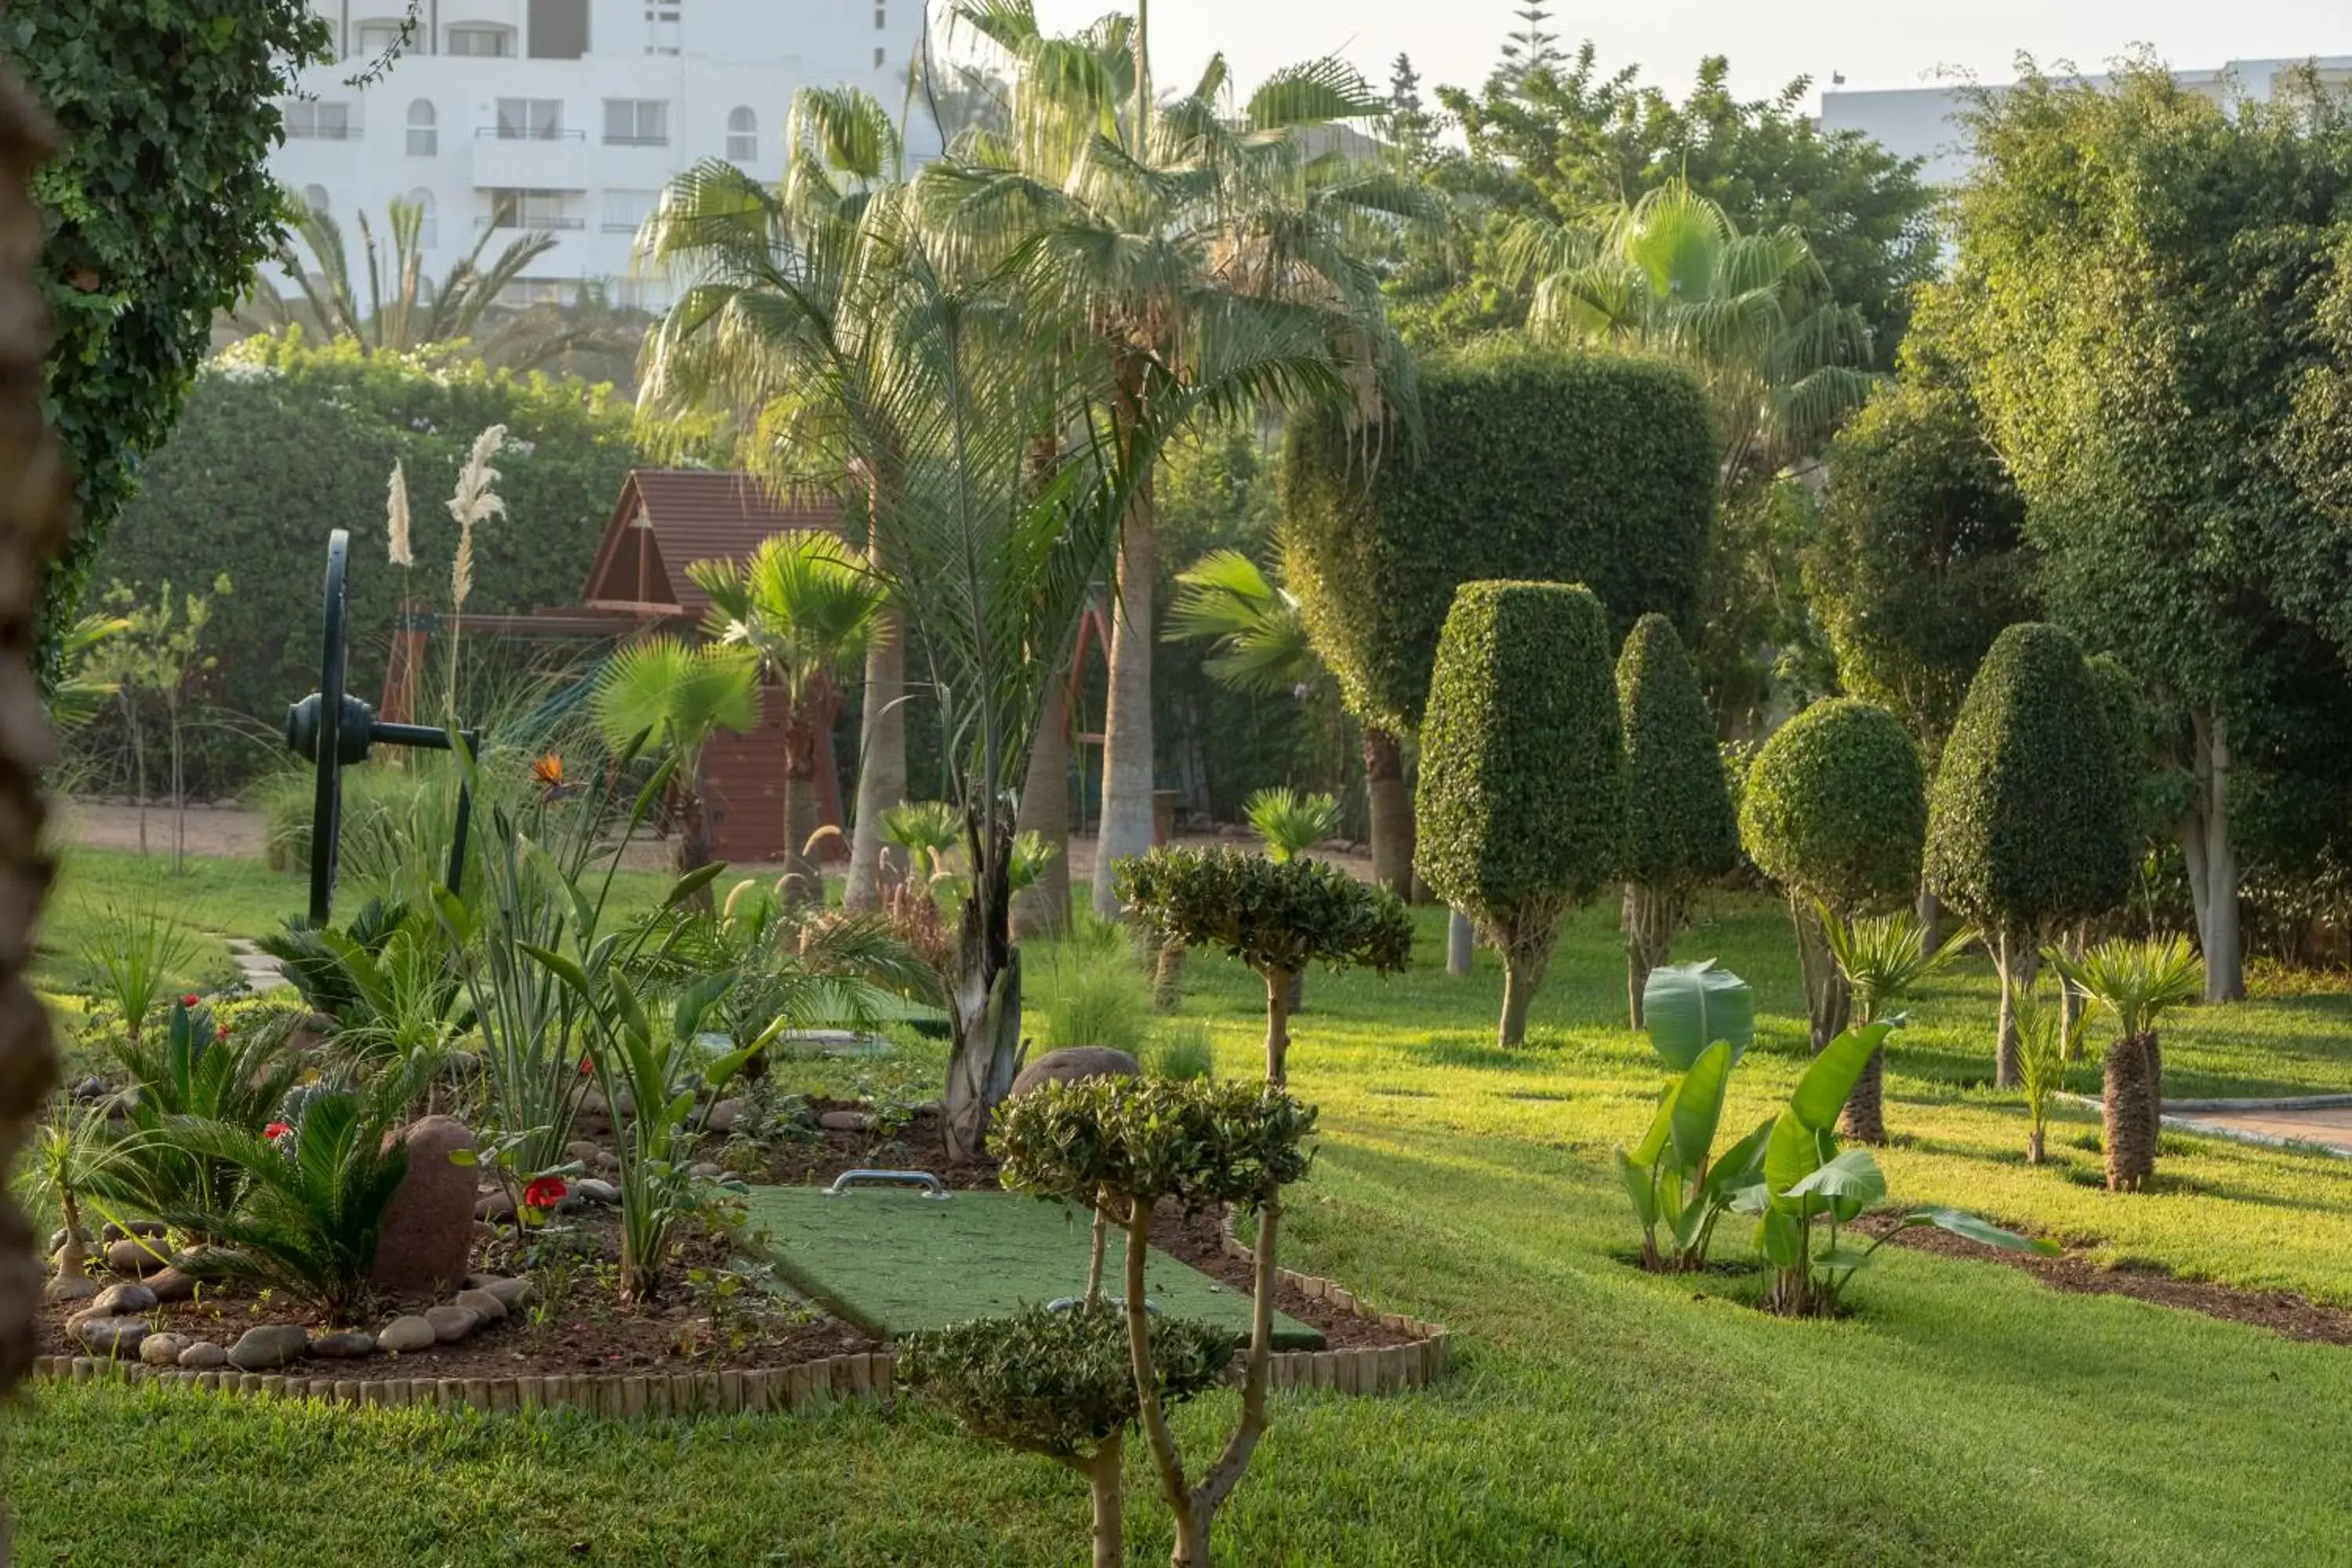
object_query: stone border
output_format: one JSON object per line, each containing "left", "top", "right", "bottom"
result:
{"left": 1214, "top": 1220, "right": 1453, "bottom": 1396}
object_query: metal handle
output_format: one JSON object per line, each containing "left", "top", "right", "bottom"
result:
{"left": 824, "top": 1169, "right": 949, "bottom": 1200}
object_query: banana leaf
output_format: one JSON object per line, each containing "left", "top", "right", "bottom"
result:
{"left": 1642, "top": 960, "right": 1754, "bottom": 1070}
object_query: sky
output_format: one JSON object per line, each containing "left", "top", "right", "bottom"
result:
{"left": 1018, "top": 1, "right": 2352, "bottom": 109}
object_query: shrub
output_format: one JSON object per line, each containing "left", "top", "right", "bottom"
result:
{"left": 1036, "top": 953, "right": 1153, "bottom": 1058}
{"left": 1282, "top": 344, "right": 1718, "bottom": 736}
{"left": 73, "top": 898, "right": 196, "bottom": 1044}
{"left": 1817, "top": 908, "right": 1973, "bottom": 1142}
{"left": 1618, "top": 962, "right": 1771, "bottom": 1272}
{"left": 113, "top": 1000, "right": 303, "bottom": 1224}
{"left": 1926, "top": 622, "right": 2132, "bottom": 1084}
{"left": 1738, "top": 698, "right": 1926, "bottom": 1048}
{"left": 1416, "top": 581, "right": 1627, "bottom": 1046}
{"left": 1116, "top": 847, "right": 1411, "bottom": 1083}
{"left": 1142, "top": 1019, "right": 1217, "bottom": 1083}
{"left": 1616, "top": 614, "right": 1741, "bottom": 1027}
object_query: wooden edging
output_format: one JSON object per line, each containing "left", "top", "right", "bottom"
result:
{"left": 1215, "top": 1215, "right": 1454, "bottom": 1396}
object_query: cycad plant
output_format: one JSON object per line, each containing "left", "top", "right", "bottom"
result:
{"left": 1818, "top": 906, "right": 1974, "bottom": 1144}
{"left": 880, "top": 799, "right": 963, "bottom": 885}
{"left": 2051, "top": 936, "right": 2202, "bottom": 1192}
{"left": 591, "top": 635, "right": 762, "bottom": 882}
{"left": 691, "top": 532, "right": 887, "bottom": 908}
{"left": 1243, "top": 787, "right": 1341, "bottom": 862}
{"left": 112, "top": 1001, "right": 305, "bottom": 1226}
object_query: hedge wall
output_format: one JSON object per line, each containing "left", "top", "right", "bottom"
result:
{"left": 1739, "top": 697, "right": 1925, "bottom": 913}
{"left": 1281, "top": 344, "right": 1717, "bottom": 735}
{"left": 1617, "top": 613, "right": 1740, "bottom": 888}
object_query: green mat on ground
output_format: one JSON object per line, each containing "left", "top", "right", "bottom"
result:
{"left": 745, "top": 1186, "right": 1324, "bottom": 1350}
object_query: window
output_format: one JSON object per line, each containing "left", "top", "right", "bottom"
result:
{"left": 495, "top": 98, "right": 568, "bottom": 140}
{"left": 875, "top": 6, "right": 887, "bottom": 28}
{"left": 355, "top": 18, "right": 410, "bottom": 57}
{"left": 726, "top": 107, "right": 757, "bottom": 162}
{"left": 874, "top": 47, "right": 886, "bottom": 69}
{"left": 406, "top": 99, "right": 438, "bottom": 157}
{"left": 447, "top": 24, "right": 514, "bottom": 57}
{"left": 528, "top": 0, "right": 590, "bottom": 60}
{"left": 488, "top": 189, "right": 582, "bottom": 230}
{"left": 602, "top": 99, "right": 670, "bottom": 146}
{"left": 300, "top": 184, "right": 332, "bottom": 218}
{"left": 408, "top": 189, "right": 439, "bottom": 249}
{"left": 603, "top": 188, "right": 658, "bottom": 235}
{"left": 644, "top": 2, "right": 681, "bottom": 55}
{"left": 283, "top": 100, "right": 354, "bottom": 140}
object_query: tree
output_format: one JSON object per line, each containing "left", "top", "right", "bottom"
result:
{"left": 1417, "top": 580, "right": 1627, "bottom": 1046}
{"left": 690, "top": 532, "right": 886, "bottom": 908}
{"left": 2053, "top": 937, "right": 2202, "bottom": 1192}
{"left": 85, "top": 573, "right": 230, "bottom": 872}
{"left": 1495, "top": 5, "right": 1562, "bottom": 89}
{"left": 1616, "top": 614, "right": 1740, "bottom": 1027}
{"left": 1817, "top": 907, "right": 1971, "bottom": 1142}
{"left": 921, "top": 2, "right": 1414, "bottom": 919}
{"left": 1738, "top": 699, "right": 1925, "bottom": 1050}
{"left": 5, "top": 0, "right": 335, "bottom": 665}
{"left": 590, "top": 637, "right": 761, "bottom": 884}
{"left": 236, "top": 199, "right": 556, "bottom": 354}
{"left": 1925, "top": 622, "right": 2132, "bottom": 1086}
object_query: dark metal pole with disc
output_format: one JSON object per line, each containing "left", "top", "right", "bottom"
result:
{"left": 285, "top": 528, "right": 480, "bottom": 925}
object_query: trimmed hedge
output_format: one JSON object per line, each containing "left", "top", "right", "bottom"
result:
{"left": 1617, "top": 614, "right": 1740, "bottom": 888}
{"left": 1739, "top": 698, "right": 1925, "bottom": 914}
{"left": 1282, "top": 344, "right": 1717, "bottom": 735}
{"left": 1925, "top": 622, "right": 2132, "bottom": 935}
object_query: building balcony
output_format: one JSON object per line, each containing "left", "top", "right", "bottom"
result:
{"left": 470, "top": 126, "right": 590, "bottom": 191}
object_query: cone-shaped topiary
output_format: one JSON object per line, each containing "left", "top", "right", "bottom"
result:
{"left": 1417, "top": 580, "right": 1628, "bottom": 1047}
{"left": 1616, "top": 614, "right": 1741, "bottom": 1029}
{"left": 1926, "top": 622, "right": 2132, "bottom": 1086}
{"left": 1739, "top": 699, "right": 1926, "bottom": 1051}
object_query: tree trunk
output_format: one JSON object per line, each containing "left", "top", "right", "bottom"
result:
{"left": 54, "top": 1188, "right": 88, "bottom": 1283}
{"left": 2103, "top": 1031, "right": 2157, "bottom": 1192}
{"left": 1623, "top": 880, "right": 1686, "bottom": 1030}
{"left": 1092, "top": 470, "right": 1156, "bottom": 918}
{"left": 2142, "top": 1029, "right": 2165, "bottom": 1158}
{"left": 943, "top": 825, "right": 1024, "bottom": 1163}
{"left": 1498, "top": 937, "right": 1551, "bottom": 1048}
{"left": 1362, "top": 726, "right": 1413, "bottom": 899}
{"left": 1790, "top": 899, "right": 1849, "bottom": 1053}
{"left": 169, "top": 698, "right": 185, "bottom": 875}
{"left": 1916, "top": 886, "right": 1943, "bottom": 949}
{"left": 779, "top": 713, "right": 824, "bottom": 910}
{"left": 1841, "top": 1047, "right": 1887, "bottom": 1144}
{"left": 672, "top": 757, "right": 716, "bottom": 908}
{"left": 2190, "top": 705, "right": 2245, "bottom": 1003}
{"left": 2027, "top": 1125, "right": 2046, "bottom": 1165}
{"left": 1152, "top": 938, "right": 1185, "bottom": 1012}
{"left": 1012, "top": 671, "right": 1071, "bottom": 939}
{"left": 844, "top": 591, "right": 906, "bottom": 913}
{"left": 1085, "top": 1439, "right": 1125, "bottom": 1568}
{"left": 1446, "top": 909, "right": 1473, "bottom": 977}
{"left": 1993, "top": 930, "right": 2038, "bottom": 1089}
{"left": 1263, "top": 969, "right": 1294, "bottom": 1086}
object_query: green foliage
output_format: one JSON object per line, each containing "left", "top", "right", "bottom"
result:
{"left": 1738, "top": 698, "right": 1925, "bottom": 913}
{"left": 1640, "top": 961, "right": 1756, "bottom": 1073}
{"left": 1243, "top": 787, "right": 1342, "bottom": 862}
{"left": 1616, "top": 614, "right": 1740, "bottom": 889}
{"left": 1115, "top": 848, "right": 1412, "bottom": 985}
{"left": 73, "top": 898, "right": 196, "bottom": 1043}
{"left": 1416, "top": 580, "right": 1627, "bottom": 946}
{"left": 1282, "top": 346, "right": 1716, "bottom": 735}
{"left": 2011, "top": 983, "right": 2081, "bottom": 1162}
{"left": 898, "top": 1301, "right": 1237, "bottom": 1461}
{"left": 1140, "top": 1020, "right": 1217, "bottom": 1084}
{"left": 1924, "top": 622, "right": 2132, "bottom": 938}
{"left": 2051, "top": 937, "right": 2204, "bottom": 1042}
{"left": 591, "top": 637, "right": 761, "bottom": 763}
{"left": 112, "top": 1000, "right": 303, "bottom": 1222}
{"left": 1818, "top": 907, "right": 1974, "bottom": 1025}
{"left": 1035, "top": 952, "right": 1152, "bottom": 1057}
{"left": 5, "top": 0, "right": 334, "bottom": 659}
{"left": 992, "top": 1077, "right": 1316, "bottom": 1214}
{"left": 1806, "top": 378, "right": 2036, "bottom": 762}
{"left": 1619, "top": 962, "right": 1769, "bottom": 1271}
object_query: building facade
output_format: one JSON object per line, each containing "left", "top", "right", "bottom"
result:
{"left": 270, "top": 0, "right": 930, "bottom": 305}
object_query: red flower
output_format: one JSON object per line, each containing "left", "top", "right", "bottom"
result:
{"left": 265, "top": 1121, "right": 292, "bottom": 1142}
{"left": 578, "top": 1057, "right": 594, "bottom": 1076}
{"left": 180, "top": 993, "right": 201, "bottom": 1008}
{"left": 524, "top": 1177, "right": 567, "bottom": 1210}
{"left": 216, "top": 1022, "right": 232, "bottom": 1042}
{"left": 532, "top": 753, "right": 565, "bottom": 789}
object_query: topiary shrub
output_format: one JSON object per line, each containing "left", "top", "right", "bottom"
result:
{"left": 1616, "top": 614, "right": 1741, "bottom": 1029}
{"left": 1926, "top": 622, "right": 2132, "bottom": 1086}
{"left": 1116, "top": 847, "right": 1411, "bottom": 1085}
{"left": 993, "top": 1076, "right": 1317, "bottom": 1568}
{"left": 1416, "top": 580, "right": 1627, "bottom": 1046}
{"left": 898, "top": 1303, "right": 1238, "bottom": 1568}
{"left": 1738, "top": 699, "right": 1926, "bottom": 1051}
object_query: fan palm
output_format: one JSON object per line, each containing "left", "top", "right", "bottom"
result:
{"left": 1818, "top": 906, "right": 1974, "bottom": 1144}
{"left": 690, "top": 532, "right": 886, "bottom": 907}
{"left": 242, "top": 198, "right": 556, "bottom": 353}
{"left": 1163, "top": 548, "right": 1319, "bottom": 695}
{"left": 2051, "top": 937, "right": 2202, "bottom": 1192}
{"left": 47, "top": 611, "right": 131, "bottom": 731}
{"left": 920, "top": 2, "right": 1422, "bottom": 918}
{"left": 590, "top": 636, "right": 761, "bottom": 883}
{"left": 1244, "top": 787, "right": 1341, "bottom": 862}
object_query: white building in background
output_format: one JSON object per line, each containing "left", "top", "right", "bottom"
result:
{"left": 1820, "top": 56, "right": 2352, "bottom": 186}
{"left": 270, "top": 0, "right": 930, "bottom": 307}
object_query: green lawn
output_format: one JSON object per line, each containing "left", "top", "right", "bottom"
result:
{"left": 11, "top": 883, "right": 2352, "bottom": 1566}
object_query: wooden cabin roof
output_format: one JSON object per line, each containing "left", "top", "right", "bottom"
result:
{"left": 581, "top": 470, "right": 841, "bottom": 621}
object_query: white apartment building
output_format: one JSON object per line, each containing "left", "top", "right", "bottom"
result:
{"left": 270, "top": 0, "right": 931, "bottom": 306}
{"left": 1821, "top": 56, "right": 2352, "bottom": 186}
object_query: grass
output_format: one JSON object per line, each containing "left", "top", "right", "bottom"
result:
{"left": 9, "top": 880, "right": 2352, "bottom": 1565}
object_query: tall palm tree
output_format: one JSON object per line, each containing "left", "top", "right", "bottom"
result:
{"left": 241, "top": 198, "right": 556, "bottom": 352}
{"left": 590, "top": 635, "right": 760, "bottom": 884}
{"left": 920, "top": 1, "right": 1421, "bottom": 918}
{"left": 691, "top": 532, "right": 887, "bottom": 908}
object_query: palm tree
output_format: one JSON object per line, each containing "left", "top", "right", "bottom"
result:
{"left": 1818, "top": 906, "right": 1973, "bottom": 1145}
{"left": 240, "top": 198, "right": 557, "bottom": 352}
{"left": 590, "top": 635, "right": 760, "bottom": 884}
{"left": 1243, "top": 786, "right": 1340, "bottom": 862}
{"left": 1163, "top": 547, "right": 1319, "bottom": 696}
{"left": 2052, "top": 937, "right": 2202, "bottom": 1192}
{"left": 920, "top": 2, "right": 1420, "bottom": 919}
{"left": 690, "top": 532, "right": 887, "bottom": 908}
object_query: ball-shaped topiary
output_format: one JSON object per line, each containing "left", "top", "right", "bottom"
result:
{"left": 1617, "top": 614, "right": 1741, "bottom": 1025}
{"left": 1417, "top": 580, "right": 1628, "bottom": 1046}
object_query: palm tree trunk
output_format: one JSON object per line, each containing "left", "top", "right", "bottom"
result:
{"left": 1012, "top": 671, "right": 1071, "bottom": 939}
{"left": 2104, "top": 1032, "right": 2157, "bottom": 1192}
{"left": 1092, "top": 466, "right": 1156, "bottom": 917}
{"left": 672, "top": 755, "right": 716, "bottom": 908}
{"left": 1841, "top": 1047, "right": 1887, "bottom": 1144}
{"left": 2189, "top": 705, "right": 2245, "bottom": 1003}
{"left": 844, "top": 595, "right": 906, "bottom": 913}
{"left": 1362, "top": 726, "right": 1412, "bottom": 898}
{"left": 780, "top": 710, "right": 823, "bottom": 909}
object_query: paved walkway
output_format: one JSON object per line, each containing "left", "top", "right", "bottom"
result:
{"left": 2169, "top": 1102, "right": 2352, "bottom": 1158}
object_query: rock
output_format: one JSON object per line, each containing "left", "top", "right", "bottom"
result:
{"left": 425, "top": 1303, "right": 480, "bottom": 1344}
{"left": 139, "top": 1334, "right": 186, "bottom": 1367}
{"left": 89, "top": 1281, "right": 158, "bottom": 1316}
{"left": 909, "top": 1100, "right": 944, "bottom": 1120}
{"left": 43, "top": 1273, "right": 98, "bottom": 1305}
{"left": 369, "top": 1116, "right": 479, "bottom": 1298}
{"left": 310, "top": 1330, "right": 377, "bottom": 1359}
{"left": 469, "top": 1276, "right": 535, "bottom": 1311}
{"left": 1007, "top": 1047, "right": 1141, "bottom": 1101}
{"left": 593, "top": 1151, "right": 620, "bottom": 1173}
{"left": 74, "top": 1316, "right": 149, "bottom": 1358}
{"left": 817, "top": 1110, "right": 873, "bottom": 1133}
{"left": 565, "top": 1140, "right": 602, "bottom": 1163}
{"left": 176, "top": 1341, "right": 227, "bottom": 1370}
{"left": 474, "top": 1190, "right": 517, "bottom": 1222}
{"left": 705, "top": 1098, "right": 746, "bottom": 1134}
{"left": 575, "top": 1178, "right": 619, "bottom": 1205}
{"left": 452, "top": 1288, "right": 507, "bottom": 1325}
{"left": 377, "top": 1315, "right": 437, "bottom": 1354}
{"left": 687, "top": 1160, "right": 724, "bottom": 1179}
{"left": 100, "top": 1220, "right": 166, "bottom": 1243}
{"left": 71, "top": 1076, "right": 111, "bottom": 1102}
{"left": 104, "top": 1236, "right": 168, "bottom": 1275}
{"left": 227, "top": 1324, "right": 310, "bottom": 1371}
{"left": 577, "top": 1090, "right": 608, "bottom": 1117}
{"left": 48, "top": 1226, "right": 90, "bottom": 1253}
{"left": 144, "top": 1267, "right": 199, "bottom": 1304}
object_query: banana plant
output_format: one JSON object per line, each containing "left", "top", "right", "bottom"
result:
{"left": 1618, "top": 961, "right": 1771, "bottom": 1271}
{"left": 1732, "top": 1020, "right": 2054, "bottom": 1315}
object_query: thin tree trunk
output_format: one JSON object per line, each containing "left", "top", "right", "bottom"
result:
{"left": 125, "top": 690, "right": 147, "bottom": 857}
{"left": 1994, "top": 929, "right": 2038, "bottom": 1089}
{"left": 1623, "top": 880, "right": 1686, "bottom": 1030}
{"left": 1498, "top": 938, "right": 1550, "bottom": 1047}
{"left": 1263, "top": 969, "right": 1294, "bottom": 1086}
{"left": 1916, "top": 886, "right": 1943, "bottom": 949}
{"left": 1085, "top": 1439, "right": 1125, "bottom": 1568}
{"left": 2194, "top": 706, "right": 2245, "bottom": 1003}
{"left": 2103, "top": 1031, "right": 2157, "bottom": 1192}
{"left": 2027, "top": 1125, "right": 2046, "bottom": 1165}
{"left": 169, "top": 697, "right": 184, "bottom": 875}
{"left": 1092, "top": 469, "right": 1156, "bottom": 917}
{"left": 780, "top": 718, "right": 824, "bottom": 911}
{"left": 1012, "top": 671, "right": 1071, "bottom": 939}
{"left": 1152, "top": 939, "right": 1185, "bottom": 1011}
{"left": 1362, "top": 726, "right": 1413, "bottom": 898}
{"left": 844, "top": 592, "right": 906, "bottom": 913}
{"left": 672, "top": 757, "right": 716, "bottom": 909}
{"left": 1446, "top": 909, "right": 1473, "bottom": 977}
{"left": 2142, "top": 1029, "right": 2165, "bottom": 1159}
{"left": 1791, "top": 898, "right": 1849, "bottom": 1052}
{"left": 55, "top": 1189, "right": 87, "bottom": 1283}
{"left": 943, "top": 826, "right": 1023, "bottom": 1163}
